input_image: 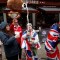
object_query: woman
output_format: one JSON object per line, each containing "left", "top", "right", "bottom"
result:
{"left": 0, "top": 21, "right": 19, "bottom": 60}
{"left": 21, "top": 23, "right": 41, "bottom": 60}
{"left": 10, "top": 18, "right": 22, "bottom": 60}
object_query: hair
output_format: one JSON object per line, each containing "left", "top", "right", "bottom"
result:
{"left": 2, "top": 24, "right": 15, "bottom": 37}
{"left": 27, "top": 23, "right": 32, "bottom": 27}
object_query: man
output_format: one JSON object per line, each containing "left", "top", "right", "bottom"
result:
{"left": 45, "top": 23, "right": 60, "bottom": 60}
{"left": 21, "top": 23, "right": 41, "bottom": 60}
{"left": 10, "top": 18, "right": 22, "bottom": 60}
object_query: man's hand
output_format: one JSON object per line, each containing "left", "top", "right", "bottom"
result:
{"left": 27, "top": 31, "right": 30, "bottom": 36}
{"left": 15, "top": 34, "right": 20, "bottom": 38}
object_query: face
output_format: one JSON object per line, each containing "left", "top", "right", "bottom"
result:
{"left": 13, "top": 19, "right": 18, "bottom": 23}
{"left": 27, "top": 25, "right": 32, "bottom": 31}
{"left": 13, "top": 19, "right": 18, "bottom": 26}
{"left": 6, "top": 25, "right": 10, "bottom": 31}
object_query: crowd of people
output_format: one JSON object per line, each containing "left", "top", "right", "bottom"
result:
{"left": 0, "top": 11, "right": 60, "bottom": 60}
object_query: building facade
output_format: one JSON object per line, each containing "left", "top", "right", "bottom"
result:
{"left": 0, "top": 0, "right": 60, "bottom": 29}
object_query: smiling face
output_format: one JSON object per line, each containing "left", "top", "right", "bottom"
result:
{"left": 12, "top": 18, "right": 19, "bottom": 26}
{"left": 6, "top": 25, "right": 10, "bottom": 31}
{"left": 27, "top": 23, "right": 32, "bottom": 31}
{"left": 13, "top": 19, "right": 18, "bottom": 23}
{"left": 27, "top": 25, "right": 32, "bottom": 31}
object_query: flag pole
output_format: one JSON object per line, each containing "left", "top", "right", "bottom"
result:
{"left": 26, "top": 0, "right": 29, "bottom": 24}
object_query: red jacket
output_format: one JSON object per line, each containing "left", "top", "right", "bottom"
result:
{"left": 10, "top": 23, "right": 22, "bottom": 46}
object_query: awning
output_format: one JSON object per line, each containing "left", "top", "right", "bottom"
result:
{"left": 39, "top": 7, "right": 60, "bottom": 13}
{"left": 3, "top": 7, "right": 39, "bottom": 13}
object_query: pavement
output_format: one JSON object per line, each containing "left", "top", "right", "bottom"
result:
{"left": 0, "top": 43, "right": 46, "bottom": 60}
{"left": 0, "top": 43, "right": 60, "bottom": 60}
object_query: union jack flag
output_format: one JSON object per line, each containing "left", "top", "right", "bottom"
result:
{"left": 45, "top": 23, "right": 60, "bottom": 59}
{"left": 21, "top": 29, "right": 41, "bottom": 60}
